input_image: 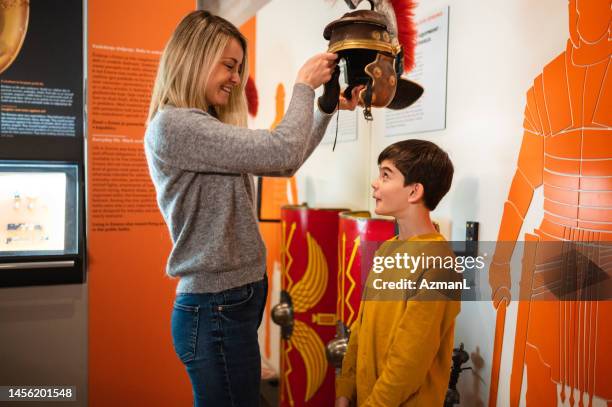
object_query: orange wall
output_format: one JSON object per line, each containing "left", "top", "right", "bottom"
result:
{"left": 242, "top": 16, "right": 257, "bottom": 80}
{"left": 87, "top": 2, "right": 195, "bottom": 406}
{"left": 87, "top": 4, "right": 259, "bottom": 405}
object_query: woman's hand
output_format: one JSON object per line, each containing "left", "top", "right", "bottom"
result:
{"left": 338, "top": 86, "right": 364, "bottom": 111}
{"left": 297, "top": 53, "right": 338, "bottom": 90}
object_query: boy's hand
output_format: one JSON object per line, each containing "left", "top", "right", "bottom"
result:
{"left": 335, "top": 396, "right": 350, "bottom": 407}
{"left": 338, "top": 85, "right": 364, "bottom": 111}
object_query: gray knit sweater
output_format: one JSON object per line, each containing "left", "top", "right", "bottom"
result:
{"left": 144, "top": 84, "right": 332, "bottom": 293}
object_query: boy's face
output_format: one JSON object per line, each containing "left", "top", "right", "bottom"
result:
{"left": 372, "top": 159, "right": 421, "bottom": 217}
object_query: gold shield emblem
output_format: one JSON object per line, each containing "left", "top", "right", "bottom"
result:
{"left": 0, "top": 0, "right": 29, "bottom": 74}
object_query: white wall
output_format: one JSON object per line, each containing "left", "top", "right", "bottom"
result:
{"left": 256, "top": 0, "right": 375, "bottom": 212}
{"left": 255, "top": 0, "right": 571, "bottom": 405}
{"left": 369, "top": 0, "right": 566, "bottom": 242}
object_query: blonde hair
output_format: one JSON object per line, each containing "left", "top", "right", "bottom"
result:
{"left": 148, "top": 10, "right": 249, "bottom": 127}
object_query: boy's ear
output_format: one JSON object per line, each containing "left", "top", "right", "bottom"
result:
{"left": 407, "top": 182, "right": 425, "bottom": 204}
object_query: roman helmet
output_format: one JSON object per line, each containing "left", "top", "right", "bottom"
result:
{"left": 317, "top": 9, "right": 423, "bottom": 120}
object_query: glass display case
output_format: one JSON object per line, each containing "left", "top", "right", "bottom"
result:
{"left": 0, "top": 162, "right": 78, "bottom": 254}
{"left": 0, "top": 162, "right": 84, "bottom": 286}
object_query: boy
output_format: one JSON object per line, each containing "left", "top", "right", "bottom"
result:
{"left": 336, "top": 139, "right": 460, "bottom": 407}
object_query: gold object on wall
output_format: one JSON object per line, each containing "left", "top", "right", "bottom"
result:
{"left": 0, "top": 0, "right": 29, "bottom": 74}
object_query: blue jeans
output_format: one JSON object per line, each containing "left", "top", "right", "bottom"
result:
{"left": 171, "top": 277, "right": 268, "bottom": 407}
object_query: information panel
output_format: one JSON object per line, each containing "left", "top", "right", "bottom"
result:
{"left": 384, "top": 7, "right": 449, "bottom": 136}
{"left": 0, "top": 0, "right": 83, "bottom": 139}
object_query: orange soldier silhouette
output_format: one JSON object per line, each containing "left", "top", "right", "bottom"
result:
{"left": 488, "top": 1, "right": 611, "bottom": 406}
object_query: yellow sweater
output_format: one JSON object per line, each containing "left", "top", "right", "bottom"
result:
{"left": 336, "top": 233, "right": 461, "bottom": 406}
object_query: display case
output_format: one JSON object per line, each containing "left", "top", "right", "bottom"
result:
{"left": 0, "top": 162, "right": 84, "bottom": 286}
{"left": 0, "top": 0, "right": 85, "bottom": 287}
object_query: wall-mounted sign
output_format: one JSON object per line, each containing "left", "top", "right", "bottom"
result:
{"left": 321, "top": 109, "right": 358, "bottom": 145}
{"left": 0, "top": 0, "right": 83, "bottom": 139}
{"left": 385, "top": 6, "right": 449, "bottom": 136}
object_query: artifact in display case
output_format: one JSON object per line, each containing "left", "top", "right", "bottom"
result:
{"left": 0, "top": 171, "right": 68, "bottom": 253}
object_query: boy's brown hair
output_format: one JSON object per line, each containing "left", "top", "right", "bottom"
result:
{"left": 378, "top": 139, "right": 453, "bottom": 210}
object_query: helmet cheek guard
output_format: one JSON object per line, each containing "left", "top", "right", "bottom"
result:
{"left": 363, "top": 53, "right": 397, "bottom": 108}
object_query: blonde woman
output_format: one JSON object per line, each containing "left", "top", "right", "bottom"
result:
{"left": 145, "top": 10, "right": 360, "bottom": 407}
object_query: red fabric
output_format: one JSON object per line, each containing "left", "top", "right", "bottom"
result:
{"left": 390, "top": 0, "right": 417, "bottom": 72}
{"left": 245, "top": 75, "right": 259, "bottom": 116}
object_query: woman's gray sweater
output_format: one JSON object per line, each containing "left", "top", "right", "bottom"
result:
{"left": 144, "top": 84, "right": 332, "bottom": 293}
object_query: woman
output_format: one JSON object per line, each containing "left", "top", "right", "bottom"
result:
{"left": 145, "top": 10, "right": 360, "bottom": 407}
